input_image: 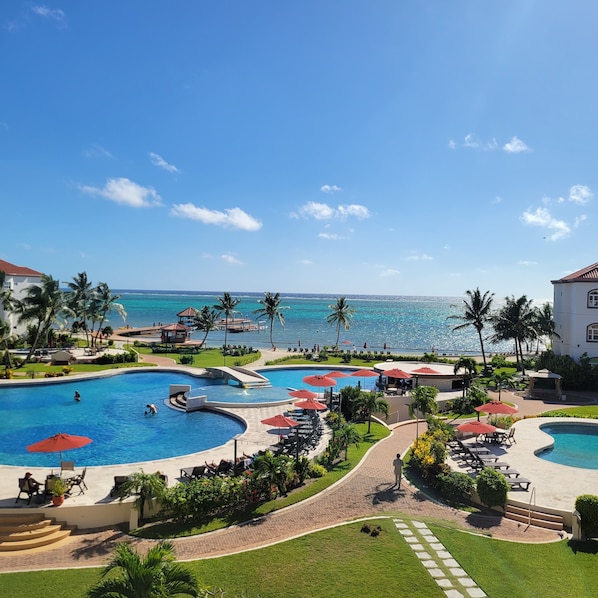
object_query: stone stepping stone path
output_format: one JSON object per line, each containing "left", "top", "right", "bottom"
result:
{"left": 393, "top": 518, "right": 486, "bottom": 598}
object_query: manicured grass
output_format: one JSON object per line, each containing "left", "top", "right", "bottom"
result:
{"left": 541, "top": 405, "right": 598, "bottom": 418}
{"left": 5, "top": 519, "right": 598, "bottom": 597}
{"left": 133, "top": 422, "right": 391, "bottom": 538}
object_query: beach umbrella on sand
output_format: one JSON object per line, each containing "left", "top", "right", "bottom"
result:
{"left": 288, "top": 389, "right": 318, "bottom": 400}
{"left": 294, "top": 398, "right": 327, "bottom": 411}
{"left": 27, "top": 432, "right": 92, "bottom": 465}
{"left": 456, "top": 421, "right": 496, "bottom": 436}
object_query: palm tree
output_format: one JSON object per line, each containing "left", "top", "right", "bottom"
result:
{"left": 253, "top": 451, "right": 293, "bottom": 498}
{"left": 65, "top": 272, "right": 93, "bottom": 346}
{"left": 449, "top": 288, "right": 494, "bottom": 370}
{"left": 15, "top": 274, "right": 66, "bottom": 366}
{"left": 253, "top": 291, "right": 289, "bottom": 349}
{"left": 336, "top": 423, "right": 362, "bottom": 460}
{"left": 353, "top": 392, "right": 389, "bottom": 434}
{"left": 0, "top": 318, "right": 15, "bottom": 370}
{"left": 492, "top": 370, "right": 516, "bottom": 401}
{"left": 191, "top": 305, "right": 218, "bottom": 348}
{"left": 453, "top": 356, "right": 478, "bottom": 397}
{"left": 86, "top": 540, "right": 200, "bottom": 598}
{"left": 326, "top": 297, "right": 355, "bottom": 349}
{"left": 91, "top": 282, "right": 127, "bottom": 347}
{"left": 213, "top": 292, "right": 241, "bottom": 365}
{"left": 408, "top": 385, "right": 439, "bottom": 438}
{"left": 490, "top": 295, "right": 536, "bottom": 374}
{"left": 533, "top": 302, "right": 559, "bottom": 352}
{"left": 117, "top": 471, "right": 167, "bottom": 525}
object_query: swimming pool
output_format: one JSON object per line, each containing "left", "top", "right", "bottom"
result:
{"left": 538, "top": 422, "right": 598, "bottom": 469}
{"left": 0, "top": 372, "right": 245, "bottom": 467}
{"left": 0, "top": 367, "right": 369, "bottom": 467}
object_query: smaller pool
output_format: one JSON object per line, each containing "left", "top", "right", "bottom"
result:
{"left": 537, "top": 422, "right": 598, "bottom": 469}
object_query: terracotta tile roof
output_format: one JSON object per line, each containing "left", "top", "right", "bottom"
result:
{"left": 0, "top": 259, "right": 42, "bottom": 277}
{"left": 552, "top": 261, "right": 598, "bottom": 283}
{"left": 177, "top": 307, "right": 197, "bottom": 317}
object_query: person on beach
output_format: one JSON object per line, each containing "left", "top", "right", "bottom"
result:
{"left": 393, "top": 453, "right": 403, "bottom": 489}
{"left": 74, "top": 390, "right": 81, "bottom": 402}
{"left": 145, "top": 403, "right": 157, "bottom": 415}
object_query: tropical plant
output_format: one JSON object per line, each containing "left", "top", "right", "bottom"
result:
{"left": 336, "top": 423, "right": 362, "bottom": 460}
{"left": 490, "top": 295, "right": 536, "bottom": 374}
{"left": 0, "top": 317, "right": 15, "bottom": 369}
{"left": 491, "top": 370, "right": 516, "bottom": 400}
{"left": 408, "top": 385, "right": 439, "bottom": 437}
{"left": 253, "top": 291, "right": 289, "bottom": 349}
{"left": 118, "top": 471, "right": 167, "bottom": 524}
{"left": 436, "top": 471, "right": 475, "bottom": 504}
{"left": 86, "top": 540, "right": 200, "bottom": 598}
{"left": 326, "top": 297, "right": 355, "bottom": 349}
{"left": 533, "top": 301, "right": 559, "bottom": 352}
{"left": 192, "top": 305, "right": 218, "bottom": 348}
{"left": 90, "top": 282, "right": 127, "bottom": 347}
{"left": 575, "top": 494, "right": 598, "bottom": 539}
{"left": 213, "top": 292, "right": 241, "bottom": 365}
{"left": 338, "top": 384, "right": 362, "bottom": 419}
{"left": 453, "top": 356, "right": 478, "bottom": 397}
{"left": 449, "top": 288, "right": 494, "bottom": 370}
{"left": 65, "top": 271, "right": 93, "bottom": 346}
{"left": 293, "top": 455, "right": 311, "bottom": 483}
{"left": 252, "top": 451, "right": 293, "bottom": 499}
{"left": 14, "top": 273, "right": 66, "bottom": 366}
{"left": 353, "top": 392, "right": 389, "bottom": 434}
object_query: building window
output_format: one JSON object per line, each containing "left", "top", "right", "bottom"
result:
{"left": 589, "top": 290, "right": 598, "bottom": 308}
{"left": 588, "top": 324, "right": 598, "bottom": 342}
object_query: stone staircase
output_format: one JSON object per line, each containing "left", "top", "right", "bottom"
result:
{"left": 505, "top": 503, "right": 564, "bottom": 531}
{"left": 0, "top": 512, "right": 75, "bottom": 552}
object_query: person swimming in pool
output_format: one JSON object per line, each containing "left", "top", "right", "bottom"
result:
{"left": 145, "top": 403, "right": 157, "bottom": 415}
{"left": 74, "top": 390, "right": 81, "bottom": 402}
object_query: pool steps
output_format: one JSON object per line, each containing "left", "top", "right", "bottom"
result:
{"left": 504, "top": 503, "right": 564, "bottom": 531}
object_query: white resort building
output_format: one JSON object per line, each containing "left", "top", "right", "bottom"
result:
{"left": 0, "top": 259, "right": 43, "bottom": 337}
{"left": 552, "top": 261, "right": 598, "bottom": 362}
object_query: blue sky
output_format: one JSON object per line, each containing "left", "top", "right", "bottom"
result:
{"left": 2, "top": 1, "right": 597, "bottom": 302}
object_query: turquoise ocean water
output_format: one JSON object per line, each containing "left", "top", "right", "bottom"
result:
{"left": 112, "top": 291, "right": 512, "bottom": 356}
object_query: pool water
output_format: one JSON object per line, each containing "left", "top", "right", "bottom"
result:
{"left": 0, "top": 367, "right": 369, "bottom": 467}
{"left": 0, "top": 372, "right": 245, "bottom": 467}
{"left": 538, "top": 423, "right": 598, "bottom": 469}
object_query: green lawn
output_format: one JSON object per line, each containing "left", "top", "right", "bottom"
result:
{"left": 4, "top": 519, "right": 598, "bottom": 598}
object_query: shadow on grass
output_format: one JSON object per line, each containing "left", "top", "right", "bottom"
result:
{"left": 71, "top": 528, "right": 126, "bottom": 558}
{"left": 569, "top": 539, "right": 598, "bottom": 554}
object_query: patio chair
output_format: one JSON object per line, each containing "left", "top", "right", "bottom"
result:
{"left": 16, "top": 477, "right": 38, "bottom": 505}
{"left": 60, "top": 461, "right": 75, "bottom": 477}
{"left": 110, "top": 475, "right": 130, "bottom": 497}
{"left": 69, "top": 467, "right": 88, "bottom": 495}
{"left": 180, "top": 465, "right": 206, "bottom": 481}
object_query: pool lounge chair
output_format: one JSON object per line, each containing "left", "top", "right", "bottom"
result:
{"left": 110, "top": 475, "right": 130, "bottom": 497}
{"left": 507, "top": 477, "right": 531, "bottom": 491}
{"left": 180, "top": 465, "right": 206, "bottom": 481}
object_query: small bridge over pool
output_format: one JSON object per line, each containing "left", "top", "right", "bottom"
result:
{"left": 205, "top": 366, "right": 271, "bottom": 388}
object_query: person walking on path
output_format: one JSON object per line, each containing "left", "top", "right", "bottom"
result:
{"left": 393, "top": 453, "right": 403, "bottom": 488}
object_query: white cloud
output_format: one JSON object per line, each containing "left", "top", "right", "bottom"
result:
{"left": 518, "top": 260, "right": 537, "bottom": 266}
{"left": 318, "top": 233, "right": 343, "bottom": 240}
{"left": 32, "top": 5, "right": 67, "bottom": 27}
{"left": 320, "top": 184, "right": 342, "bottom": 193}
{"left": 574, "top": 215, "right": 588, "bottom": 227}
{"left": 405, "top": 253, "right": 433, "bottom": 262}
{"left": 296, "top": 201, "right": 370, "bottom": 220}
{"left": 79, "top": 177, "right": 162, "bottom": 208}
{"left": 503, "top": 136, "right": 530, "bottom": 153}
{"left": 491, "top": 196, "right": 503, "bottom": 204}
{"left": 380, "top": 268, "right": 400, "bottom": 277}
{"left": 520, "top": 207, "right": 570, "bottom": 240}
{"left": 448, "top": 139, "right": 456, "bottom": 150}
{"left": 221, "top": 254, "right": 242, "bottom": 265}
{"left": 463, "top": 133, "right": 479, "bottom": 149}
{"left": 299, "top": 259, "right": 313, "bottom": 265}
{"left": 170, "top": 203, "right": 262, "bottom": 231}
{"left": 150, "top": 152, "right": 180, "bottom": 174}
{"left": 559, "top": 184, "right": 593, "bottom": 205}
{"left": 84, "top": 144, "right": 113, "bottom": 159}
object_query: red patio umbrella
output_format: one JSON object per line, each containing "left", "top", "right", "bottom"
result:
{"left": 288, "top": 389, "right": 318, "bottom": 400}
{"left": 294, "top": 398, "right": 327, "bottom": 411}
{"left": 456, "top": 421, "right": 496, "bottom": 435}
{"left": 261, "top": 414, "right": 299, "bottom": 428}
{"left": 303, "top": 375, "right": 337, "bottom": 388}
{"left": 326, "top": 370, "right": 350, "bottom": 378}
{"left": 27, "top": 432, "right": 92, "bottom": 463}
{"left": 350, "top": 368, "right": 379, "bottom": 378}
{"left": 382, "top": 368, "right": 412, "bottom": 379}
{"left": 412, "top": 366, "right": 441, "bottom": 375}
{"left": 475, "top": 401, "right": 518, "bottom": 415}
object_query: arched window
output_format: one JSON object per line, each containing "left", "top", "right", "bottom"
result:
{"left": 587, "top": 324, "right": 598, "bottom": 342}
{"left": 588, "top": 290, "right": 598, "bottom": 308}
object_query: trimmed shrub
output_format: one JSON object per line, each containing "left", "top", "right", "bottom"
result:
{"left": 307, "top": 463, "right": 327, "bottom": 478}
{"left": 180, "top": 354, "right": 194, "bottom": 365}
{"left": 436, "top": 471, "right": 475, "bottom": 504}
{"left": 575, "top": 494, "right": 598, "bottom": 538}
{"left": 476, "top": 468, "right": 509, "bottom": 510}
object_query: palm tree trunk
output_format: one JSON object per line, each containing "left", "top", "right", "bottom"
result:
{"left": 477, "top": 329, "right": 487, "bottom": 369}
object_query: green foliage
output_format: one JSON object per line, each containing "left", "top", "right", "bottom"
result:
{"left": 536, "top": 350, "right": 597, "bottom": 390}
{"left": 575, "top": 494, "right": 598, "bottom": 538}
{"left": 476, "top": 468, "right": 509, "bottom": 509}
{"left": 180, "top": 354, "right": 194, "bottom": 364}
{"left": 293, "top": 456, "right": 311, "bottom": 483}
{"left": 490, "top": 354, "right": 511, "bottom": 368}
{"left": 118, "top": 471, "right": 167, "bottom": 523}
{"left": 449, "top": 384, "right": 488, "bottom": 415}
{"left": 96, "top": 351, "right": 137, "bottom": 365}
{"left": 436, "top": 471, "right": 475, "bottom": 504}
{"left": 425, "top": 416, "right": 454, "bottom": 440}
{"left": 307, "top": 462, "right": 327, "bottom": 478}
{"left": 410, "top": 429, "right": 448, "bottom": 479}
